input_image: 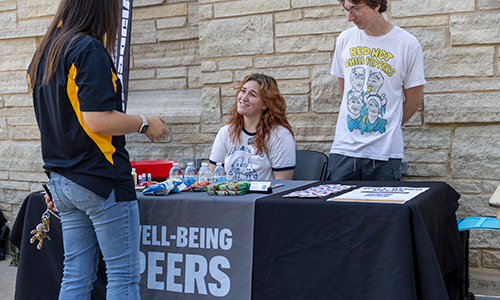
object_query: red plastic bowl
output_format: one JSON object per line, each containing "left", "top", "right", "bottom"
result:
{"left": 130, "top": 160, "right": 176, "bottom": 182}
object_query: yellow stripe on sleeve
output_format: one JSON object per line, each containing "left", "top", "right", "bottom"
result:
{"left": 67, "top": 63, "right": 116, "bottom": 165}
{"left": 111, "top": 68, "right": 117, "bottom": 92}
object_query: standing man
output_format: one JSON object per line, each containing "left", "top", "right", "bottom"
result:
{"left": 327, "top": 0, "right": 425, "bottom": 181}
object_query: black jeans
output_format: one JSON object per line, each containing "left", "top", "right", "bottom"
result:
{"left": 327, "top": 153, "right": 402, "bottom": 181}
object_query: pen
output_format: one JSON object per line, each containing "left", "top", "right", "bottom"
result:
{"left": 272, "top": 184, "right": 284, "bottom": 189}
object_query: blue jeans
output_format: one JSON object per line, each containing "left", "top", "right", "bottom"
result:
{"left": 48, "top": 172, "right": 141, "bottom": 300}
{"left": 327, "top": 153, "right": 402, "bottom": 181}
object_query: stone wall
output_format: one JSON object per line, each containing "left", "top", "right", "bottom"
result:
{"left": 1, "top": 0, "right": 500, "bottom": 294}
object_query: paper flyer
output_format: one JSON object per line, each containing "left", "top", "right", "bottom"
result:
{"left": 327, "top": 186, "right": 430, "bottom": 204}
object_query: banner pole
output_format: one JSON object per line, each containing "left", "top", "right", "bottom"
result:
{"left": 114, "top": 0, "right": 133, "bottom": 113}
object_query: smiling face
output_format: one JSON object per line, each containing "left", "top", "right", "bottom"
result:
{"left": 367, "top": 71, "right": 384, "bottom": 93}
{"left": 350, "top": 67, "right": 366, "bottom": 92}
{"left": 237, "top": 80, "right": 267, "bottom": 120}
{"left": 367, "top": 96, "right": 381, "bottom": 117}
{"left": 347, "top": 92, "right": 363, "bottom": 116}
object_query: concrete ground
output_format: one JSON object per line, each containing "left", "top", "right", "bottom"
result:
{"left": 475, "top": 295, "right": 500, "bottom": 300}
{"left": 0, "top": 255, "right": 17, "bottom": 300}
{"left": 470, "top": 268, "right": 500, "bottom": 299}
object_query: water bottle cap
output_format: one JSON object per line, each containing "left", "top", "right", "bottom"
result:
{"left": 216, "top": 162, "right": 222, "bottom": 166}
{"left": 173, "top": 162, "right": 178, "bottom": 166}
{"left": 187, "top": 162, "right": 193, "bottom": 166}
{"left": 202, "top": 162, "right": 208, "bottom": 167}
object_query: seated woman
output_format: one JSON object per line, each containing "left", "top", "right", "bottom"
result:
{"left": 209, "top": 73, "right": 295, "bottom": 181}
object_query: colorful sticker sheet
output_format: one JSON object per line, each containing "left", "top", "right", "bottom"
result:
{"left": 282, "top": 184, "right": 356, "bottom": 198}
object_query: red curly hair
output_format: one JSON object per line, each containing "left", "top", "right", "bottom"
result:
{"left": 227, "top": 73, "right": 294, "bottom": 154}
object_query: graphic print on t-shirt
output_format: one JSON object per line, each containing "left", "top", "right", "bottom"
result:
{"left": 227, "top": 145, "right": 259, "bottom": 181}
{"left": 345, "top": 46, "right": 395, "bottom": 135}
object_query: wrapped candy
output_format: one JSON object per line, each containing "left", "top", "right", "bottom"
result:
{"left": 190, "top": 181, "right": 211, "bottom": 192}
{"left": 143, "top": 178, "right": 197, "bottom": 196}
{"left": 205, "top": 181, "right": 250, "bottom": 196}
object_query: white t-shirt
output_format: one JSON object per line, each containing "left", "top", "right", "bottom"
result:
{"left": 209, "top": 125, "right": 296, "bottom": 181}
{"left": 330, "top": 25, "right": 426, "bottom": 160}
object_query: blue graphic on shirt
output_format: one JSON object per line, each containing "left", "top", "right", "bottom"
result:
{"left": 227, "top": 145, "right": 261, "bottom": 181}
{"left": 366, "top": 70, "right": 387, "bottom": 116}
{"left": 346, "top": 69, "right": 387, "bottom": 135}
{"left": 346, "top": 91, "right": 365, "bottom": 132}
{"left": 349, "top": 67, "right": 366, "bottom": 95}
{"left": 361, "top": 111, "right": 387, "bottom": 134}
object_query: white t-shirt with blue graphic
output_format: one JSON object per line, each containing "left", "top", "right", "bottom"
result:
{"left": 330, "top": 25, "right": 426, "bottom": 161}
{"left": 209, "top": 125, "right": 295, "bottom": 181}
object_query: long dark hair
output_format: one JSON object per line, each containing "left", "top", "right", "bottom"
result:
{"left": 228, "top": 73, "right": 294, "bottom": 154}
{"left": 28, "top": 0, "right": 120, "bottom": 88}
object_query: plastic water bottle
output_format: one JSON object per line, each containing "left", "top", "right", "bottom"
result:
{"left": 213, "top": 162, "right": 227, "bottom": 182}
{"left": 184, "top": 162, "right": 197, "bottom": 182}
{"left": 197, "top": 162, "right": 213, "bottom": 182}
{"left": 131, "top": 168, "right": 137, "bottom": 185}
{"left": 169, "top": 162, "right": 183, "bottom": 179}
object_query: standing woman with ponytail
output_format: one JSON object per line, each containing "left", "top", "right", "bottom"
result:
{"left": 28, "top": 0, "right": 168, "bottom": 299}
{"left": 209, "top": 73, "right": 296, "bottom": 181}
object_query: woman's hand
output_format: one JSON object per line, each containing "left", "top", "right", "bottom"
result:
{"left": 82, "top": 110, "right": 169, "bottom": 142}
{"left": 145, "top": 115, "right": 169, "bottom": 142}
{"left": 44, "top": 193, "right": 57, "bottom": 213}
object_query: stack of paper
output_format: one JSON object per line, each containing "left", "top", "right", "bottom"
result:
{"left": 327, "top": 187, "right": 429, "bottom": 204}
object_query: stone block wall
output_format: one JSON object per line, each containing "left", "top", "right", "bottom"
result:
{"left": 1, "top": 0, "right": 500, "bottom": 293}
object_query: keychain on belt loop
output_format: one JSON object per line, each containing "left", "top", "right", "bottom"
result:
{"left": 30, "top": 180, "right": 61, "bottom": 250}
{"left": 30, "top": 209, "right": 52, "bottom": 250}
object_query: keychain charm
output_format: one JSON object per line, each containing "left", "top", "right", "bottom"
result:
{"left": 30, "top": 210, "right": 51, "bottom": 250}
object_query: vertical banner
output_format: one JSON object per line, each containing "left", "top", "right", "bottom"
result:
{"left": 114, "top": 0, "right": 133, "bottom": 112}
{"left": 138, "top": 197, "right": 255, "bottom": 300}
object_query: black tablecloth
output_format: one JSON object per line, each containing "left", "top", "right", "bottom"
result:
{"left": 10, "top": 181, "right": 465, "bottom": 300}
{"left": 252, "top": 181, "right": 465, "bottom": 300}
{"left": 9, "top": 191, "right": 106, "bottom": 300}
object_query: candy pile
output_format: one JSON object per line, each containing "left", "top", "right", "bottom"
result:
{"left": 142, "top": 178, "right": 196, "bottom": 196}
{"left": 205, "top": 181, "right": 250, "bottom": 196}
{"left": 189, "top": 181, "right": 211, "bottom": 192}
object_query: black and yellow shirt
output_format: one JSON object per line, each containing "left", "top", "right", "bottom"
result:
{"left": 32, "top": 35, "right": 136, "bottom": 201}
